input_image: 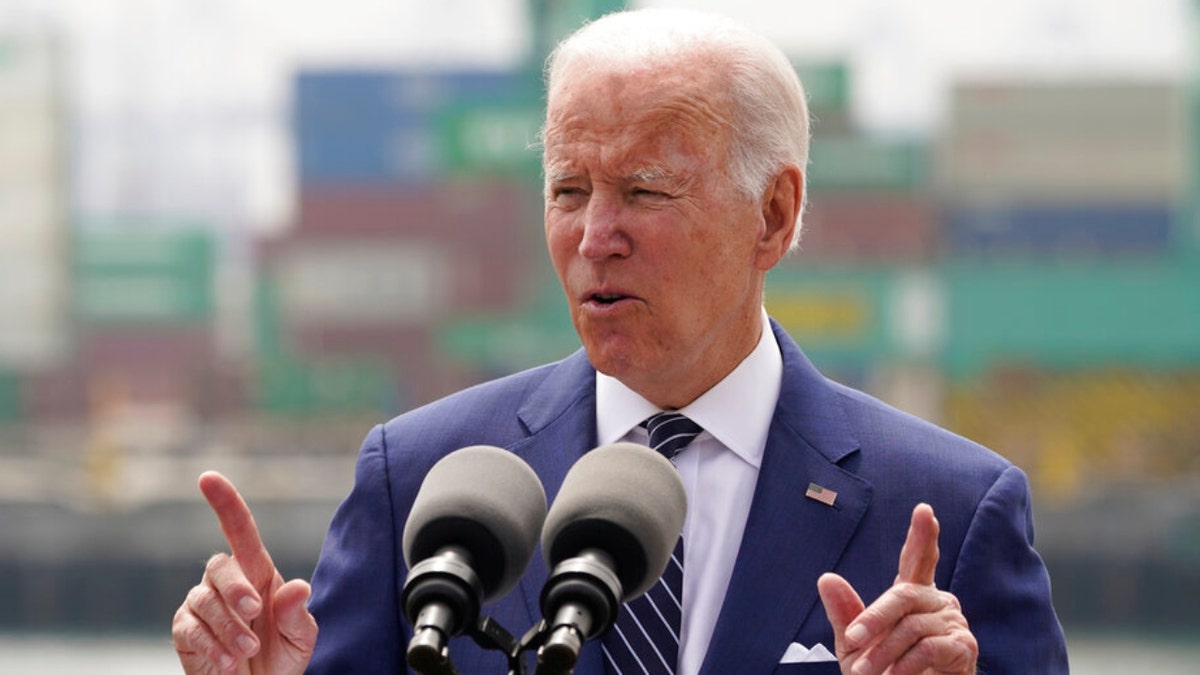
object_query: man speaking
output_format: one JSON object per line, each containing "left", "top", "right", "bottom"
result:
{"left": 172, "top": 8, "right": 1068, "bottom": 674}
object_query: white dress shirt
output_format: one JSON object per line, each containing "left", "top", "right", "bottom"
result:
{"left": 595, "top": 310, "right": 783, "bottom": 675}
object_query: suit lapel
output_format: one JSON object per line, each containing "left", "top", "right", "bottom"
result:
{"left": 699, "top": 323, "right": 873, "bottom": 675}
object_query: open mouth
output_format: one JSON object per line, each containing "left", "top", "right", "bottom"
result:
{"left": 590, "top": 293, "right": 626, "bottom": 305}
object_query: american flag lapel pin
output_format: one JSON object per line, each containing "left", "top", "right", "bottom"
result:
{"left": 805, "top": 482, "right": 838, "bottom": 507}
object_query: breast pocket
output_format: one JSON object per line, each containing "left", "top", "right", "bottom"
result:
{"left": 772, "top": 662, "right": 841, "bottom": 675}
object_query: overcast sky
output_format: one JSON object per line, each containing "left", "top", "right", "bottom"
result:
{"left": 1, "top": 0, "right": 1193, "bottom": 230}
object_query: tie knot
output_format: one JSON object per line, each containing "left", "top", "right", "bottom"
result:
{"left": 643, "top": 412, "right": 704, "bottom": 460}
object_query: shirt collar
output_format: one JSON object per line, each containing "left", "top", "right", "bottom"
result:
{"left": 596, "top": 309, "right": 782, "bottom": 468}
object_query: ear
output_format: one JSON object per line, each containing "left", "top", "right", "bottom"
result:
{"left": 753, "top": 164, "right": 803, "bottom": 271}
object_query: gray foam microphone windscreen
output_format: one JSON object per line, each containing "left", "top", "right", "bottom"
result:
{"left": 402, "top": 445, "right": 548, "bottom": 601}
{"left": 541, "top": 442, "right": 687, "bottom": 599}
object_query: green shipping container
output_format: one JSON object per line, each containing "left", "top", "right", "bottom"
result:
{"left": 942, "top": 260, "right": 1200, "bottom": 376}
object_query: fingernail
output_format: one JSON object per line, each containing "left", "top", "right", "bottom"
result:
{"left": 852, "top": 658, "right": 871, "bottom": 675}
{"left": 219, "top": 652, "right": 236, "bottom": 671}
{"left": 846, "top": 623, "right": 868, "bottom": 646}
{"left": 236, "top": 633, "right": 258, "bottom": 656}
{"left": 238, "top": 596, "right": 261, "bottom": 618}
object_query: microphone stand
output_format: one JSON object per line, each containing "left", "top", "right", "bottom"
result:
{"left": 407, "top": 615, "right": 585, "bottom": 675}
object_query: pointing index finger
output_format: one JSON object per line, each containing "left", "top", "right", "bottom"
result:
{"left": 199, "top": 471, "right": 276, "bottom": 589}
{"left": 897, "top": 502, "right": 940, "bottom": 586}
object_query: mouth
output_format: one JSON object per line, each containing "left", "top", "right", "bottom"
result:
{"left": 589, "top": 292, "right": 627, "bottom": 305}
{"left": 581, "top": 288, "right": 637, "bottom": 310}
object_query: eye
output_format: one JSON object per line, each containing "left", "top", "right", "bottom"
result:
{"left": 550, "top": 185, "right": 588, "bottom": 208}
{"left": 630, "top": 186, "right": 670, "bottom": 202}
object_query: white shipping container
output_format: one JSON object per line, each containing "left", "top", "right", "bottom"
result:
{"left": 937, "top": 133, "right": 1186, "bottom": 202}
{"left": 275, "top": 241, "right": 448, "bottom": 326}
{"left": 0, "top": 30, "right": 68, "bottom": 368}
{"left": 938, "top": 81, "right": 1186, "bottom": 202}
{"left": 0, "top": 187, "right": 63, "bottom": 250}
{"left": 947, "top": 82, "right": 1184, "bottom": 141}
{"left": 0, "top": 256, "right": 68, "bottom": 368}
{"left": 0, "top": 105, "right": 60, "bottom": 188}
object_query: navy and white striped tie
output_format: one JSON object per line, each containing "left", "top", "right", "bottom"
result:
{"left": 602, "top": 412, "right": 702, "bottom": 675}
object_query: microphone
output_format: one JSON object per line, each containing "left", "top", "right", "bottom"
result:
{"left": 401, "top": 445, "right": 548, "bottom": 673}
{"left": 536, "top": 442, "right": 687, "bottom": 671}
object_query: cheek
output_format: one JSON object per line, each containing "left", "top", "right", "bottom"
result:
{"left": 544, "top": 216, "right": 576, "bottom": 265}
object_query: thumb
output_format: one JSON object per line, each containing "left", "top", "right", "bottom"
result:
{"left": 818, "top": 572, "right": 865, "bottom": 651}
{"left": 273, "top": 579, "right": 319, "bottom": 657}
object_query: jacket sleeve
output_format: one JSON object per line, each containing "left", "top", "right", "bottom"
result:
{"left": 305, "top": 424, "right": 409, "bottom": 674}
{"left": 948, "top": 465, "right": 1069, "bottom": 674}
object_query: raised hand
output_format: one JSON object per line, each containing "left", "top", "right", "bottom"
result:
{"left": 172, "top": 471, "right": 319, "bottom": 674}
{"left": 817, "top": 503, "right": 978, "bottom": 675}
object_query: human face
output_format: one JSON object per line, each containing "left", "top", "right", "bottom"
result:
{"left": 543, "top": 64, "right": 779, "bottom": 408}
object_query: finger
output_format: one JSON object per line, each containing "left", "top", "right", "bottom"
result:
{"left": 204, "top": 553, "right": 263, "bottom": 622}
{"left": 886, "top": 629, "right": 978, "bottom": 675}
{"left": 199, "top": 471, "right": 276, "bottom": 588}
{"left": 896, "top": 503, "right": 939, "bottom": 586}
{"left": 843, "top": 583, "right": 952, "bottom": 655}
{"left": 273, "top": 580, "right": 320, "bottom": 659}
{"left": 174, "top": 599, "right": 240, "bottom": 673}
{"left": 817, "top": 572, "right": 866, "bottom": 654}
{"left": 852, "top": 599, "right": 967, "bottom": 674}
{"left": 185, "top": 569, "right": 261, "bottom": 660}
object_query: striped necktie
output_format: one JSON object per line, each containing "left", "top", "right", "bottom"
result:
{"left": 602, "top": 412, "right": 702, "bottom": 675}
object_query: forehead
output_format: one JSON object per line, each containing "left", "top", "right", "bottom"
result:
{"left": 543, "top": 62, "right": 733, "bottom": 170}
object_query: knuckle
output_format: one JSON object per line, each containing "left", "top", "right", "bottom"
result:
{"left": 205, "top": 553, "right": 230, "bottom": 576}
{"left": 186, "top": 583, "right": 214, "bottom": 611}
{"left": 893, "top": 582, "right": 923, "bottom": 605}
{"left": 182, "top": 622, "right": 211, "bottom": 652}
{"left": 915, "top": 634, "right": 941, "bottom": 662}
{"left": 942, "top": 589, "right": 963, "bottom": 611}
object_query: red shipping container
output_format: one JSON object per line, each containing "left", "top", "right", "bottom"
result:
{"left": 793, "top": 193, "right": 940, "bottom": 264}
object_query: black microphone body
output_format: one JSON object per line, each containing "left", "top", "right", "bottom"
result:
{"left": 537, "top": 442, "right": 688, "bottom": 671}
{"left": 400, "top": 445, "right": 548, "bottom": 672}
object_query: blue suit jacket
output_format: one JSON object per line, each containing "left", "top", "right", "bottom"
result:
{"left": 306, "top": 321, "right": 1068, "bottom": 674}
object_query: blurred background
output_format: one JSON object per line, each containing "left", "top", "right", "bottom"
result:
{"left": 0, "top": 0, "right": 1197, "bottom": 672}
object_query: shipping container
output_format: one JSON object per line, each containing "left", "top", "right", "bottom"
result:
{"left": 795, "top": 193, "right": 939, "bottom": 263}
{"left": 72, "top": 229, "right": 216, "bottom": 324}
{"left": 0, "top": 370, "right": 22, "bottom": 422}
{"left": 437, "top": 101, "right": 544, "bottom": 178}
{"left": 282, "top": 325, "right": 464, "bottom": 408}
{"left": 272, "top": 239, "right": 449, "bottom": 326}
{"left": 808, "top": 136, "right": 928, "bottom": 192}
{"left": 0, "top": 29, "right": 68, "bottom": 369}
{"left": 940, "top": 260, "right": 1200, "bottom": 376}
{"left": 287, "top": 180, "right": 539, "bottom": 311}
{"left": 946, "top": 82, "right": 1182, "bottom": 141}
{"left": 254, "top": 356, "right": 396, "bottom": 416}
{"left": 936, "top": 134, "right": 1186, "bottom": 202}
{"left": 938, "top": 81, "right": 1185, "bottom": 202}
{"left": 0, "top": 256, "right": 68, "bottom": 369}
{"left": 294, "top": 69, "right": 536, "bottom": 184}
{"left": 765, "top": 267, "right": 893, "bottom": 367}
{"left": 295, "top": 70, "right": 533, "bottom": 127}
{"left": 792, "top": 60, "right": 854, "bottom": 136}
{"left": 944, "top": 202, "right": 1174, "bottom": 259}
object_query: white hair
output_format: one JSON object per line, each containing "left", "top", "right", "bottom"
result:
{"left": 544, "top": 8, "right": 810, "bottom": 247}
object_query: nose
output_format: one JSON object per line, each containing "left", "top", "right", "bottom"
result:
{"left": 577, "top": 192, "right": 631, "bottom": 260}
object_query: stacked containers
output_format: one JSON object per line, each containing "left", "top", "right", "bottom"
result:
{"left": 263, "top": 69, "right": 543, "bottom": 411}
{"left": 937, "top": 82, "right": 1185, "bottom": 259}
{"left": 0, "top": 29, "right": 69, "bottom": 422}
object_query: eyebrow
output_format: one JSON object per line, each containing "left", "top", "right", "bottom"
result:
{"left": 544, "top": 164, "right": 677, "bottom": 187}
{"left": 626, "top": 166, "right": 670, "bottom": 183}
